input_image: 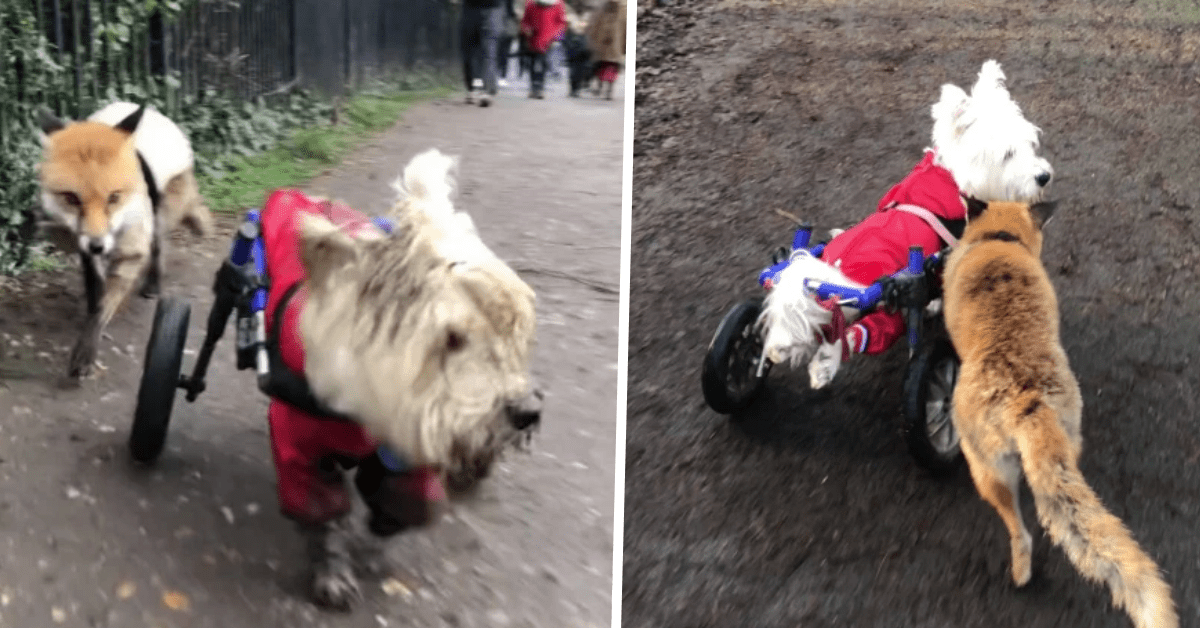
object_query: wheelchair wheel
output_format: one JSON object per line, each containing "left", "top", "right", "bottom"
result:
{"left": 902, "top": 333, "right": 964, "bottom": 475}
{"left": 129, "top": 297, "right": 191, "bottom": 464}
{"left": 701, "top": 297, "right": 771, "bottom": 414}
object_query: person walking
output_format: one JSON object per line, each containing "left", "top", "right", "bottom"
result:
{"left": 584, "top": 0, "right": 626, "bottom": 100}
{"left": 519, "top": 0, "right": 567, "bottom": 99}
{"left": 496, "top": 0, "right": 522, "bottom": 87}
{"left": 461, "top": 0, "right": 517, "bottom": 106}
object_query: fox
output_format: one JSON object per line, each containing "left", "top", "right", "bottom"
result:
{"left": 36, "top": 102, "right": 212, "bottom": 381}
{"left": 942, "top": 198, "right": 1177, "bottom": 628}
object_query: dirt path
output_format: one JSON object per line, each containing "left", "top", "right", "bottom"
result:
{"left": 0, "top": 76, "right": 623, "bottom": 628}
{"left": 626, "top": 1, "right": 1200, "bottom": 627}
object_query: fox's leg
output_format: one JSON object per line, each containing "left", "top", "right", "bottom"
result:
{"left": 961, "top": 440, "right": 1033, "bottom": 586}
{"left": 66, "top": 253, "right": 106, "bottom": 380}
{"left": 163, "top": 170, "right": 213, "bottom": 237}
{"left": 80, "top": 251, "right": 104, "bottom": 315}
{"left": 67, "top": 253, "right": 143, "bottom": 380}
{"left": 140, "top": 217, "right": 163, "bottom": 298}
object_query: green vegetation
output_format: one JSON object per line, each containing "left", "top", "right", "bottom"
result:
{"left": 0, "top": 0, "right": 457, "bottom": 274}
{"left": 196, "top": 82, "right": 455, "bottom": 213}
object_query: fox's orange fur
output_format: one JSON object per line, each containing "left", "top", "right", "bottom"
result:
{"left": 40, "top": 122, "right": 146, "bottom": 242}
{"left": 37, "top": 104, "right": 211, "bottom": 381}
{"left": 943, "top": 200, "right": 1177, "bottom": 628}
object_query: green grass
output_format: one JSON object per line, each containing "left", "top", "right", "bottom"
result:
{"left": 1142, "top": 0, "right": 1200, "bottom": 23}
{"left": 198, "top": 85, "right": 456, "bottom": 213}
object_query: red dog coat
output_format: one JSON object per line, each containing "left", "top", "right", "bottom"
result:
{"left": 259, "top": 189, "right": 445, "bottom": 526}
{"left": 818, "top": 151, "right": 964, "bottom": 355}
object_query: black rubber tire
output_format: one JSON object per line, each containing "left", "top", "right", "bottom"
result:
{"left": 902, "top": 332, "right": 965, "bottom": 475}
{"left": 129, "top": 297, "right": 191, "bottom": 464}
{"left": 701, "top": 297, "right": 771, "bottom": 414}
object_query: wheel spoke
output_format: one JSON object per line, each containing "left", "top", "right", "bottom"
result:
{"left": 923, "top": 357, "right": 961, "bottom": 455}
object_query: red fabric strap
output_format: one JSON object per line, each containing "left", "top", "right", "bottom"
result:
{"left": 814, "top": 296, "right": 852, "bottom": 361}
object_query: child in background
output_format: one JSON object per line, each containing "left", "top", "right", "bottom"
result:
{"left": 564, "top": 21, "right": 593, "bottom": 98}
{"left": 519, "top": 0, "right": 567, "bottom": 99}
{"left": 584, "top": 0, "right": 625, "bottom": 100}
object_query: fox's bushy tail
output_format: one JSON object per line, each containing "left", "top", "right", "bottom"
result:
{"left": 1009, "top": 397, "right": 1177, "bottom": 628}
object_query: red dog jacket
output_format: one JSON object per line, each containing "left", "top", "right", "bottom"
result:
{"left": 259, "top": 189, "right": 445, "bottom": 526}
{"left": 818, "top": 151, "right": 964, "bottom": 355}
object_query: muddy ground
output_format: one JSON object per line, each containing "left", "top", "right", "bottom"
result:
{"left": 0, "top": 76, "right": 623, "bottom": 628}
{"left": 626, "top": 1, "right": 1200, "bottom": 626}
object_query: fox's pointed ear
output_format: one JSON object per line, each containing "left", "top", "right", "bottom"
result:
{"left": 299, "top": 212, "right": 360, "bottom": 283}
{"left": 37, "top": 106, "right": 66, "bottom": 134}
{"left": 113, "top": 104, "right": 146, "bottom": 135}
{"left": 1030, "top": 201, "right": 1058, "bottom": 230}
{"left": 965, "top": 196, "right": 988, "bottom": 220}
{"left": 36, "top": 107, "right": 66, "bottom": 146}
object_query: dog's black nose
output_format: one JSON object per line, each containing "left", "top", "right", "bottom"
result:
{"left": 1035, "top": 172, "right": 1051, "bottom": 187}
{"left": 507, "top": 390, "right": 544, "bottom": 431}
{"left": 87, "top": 240, "right": 105, "bottom": 255}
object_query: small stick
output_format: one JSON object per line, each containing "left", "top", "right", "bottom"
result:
{"left": 774, "top": 208, "right": 802, "bottom": 224}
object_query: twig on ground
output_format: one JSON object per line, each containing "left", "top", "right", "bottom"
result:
{"left": 511, "top": 265, "right": 619, "bottom": 295}
{"left": 774, "top": 208, "right": 802, "bottom": 223}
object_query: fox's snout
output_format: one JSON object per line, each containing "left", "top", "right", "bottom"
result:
{"left": 77, "top": 233, "right": 113, "bottom": 257}
{"left": 77, "top": 211, "right": 114, "bottom": 256}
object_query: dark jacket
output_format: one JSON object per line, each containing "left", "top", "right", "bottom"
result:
{"left": 464, "top": 0, "right": 516, "bottom": 18}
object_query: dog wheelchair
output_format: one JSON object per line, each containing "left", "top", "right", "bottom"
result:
{"left": 128, "top": 207, "right": 407, "bottom": 473}
{"left": 701, "top": 222, "right": 965, "bottom": 474}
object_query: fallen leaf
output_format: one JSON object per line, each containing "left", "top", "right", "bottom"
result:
{"left": 117, "top": 581, "right": 136, "bottom": 599}
{"left": 162, "top": 590, "right": 190, "bottom": 612}
{"left": 380, "top": 577, "right": 411, "bottom": 598}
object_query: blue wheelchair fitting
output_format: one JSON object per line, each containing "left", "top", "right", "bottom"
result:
{"left": 758, "top": 224, "right": 828, "bottom": 289}
{"left": 761, "top": 224, "right": 942, "bottom": 319}
{"left": 372, "top": 216, "right": 396, "bottom": 234}
{"left": 791, "top": 222, "right": 814, "bottom": 250}
{"left": 376, "top": 445, "right": 409, "bottom": 472}
{"left": 807, "top": 280, "right": 885, "bottom": 309}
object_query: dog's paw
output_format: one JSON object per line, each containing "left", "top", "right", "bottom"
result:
{"left": 352, "top": 540, "right": 395, "bottom": 578}
{"left": 807, "top": 341, "right": 843, "bottom": 389}
{"left": 311, "top": 565, "right": 362, "bottom": 612}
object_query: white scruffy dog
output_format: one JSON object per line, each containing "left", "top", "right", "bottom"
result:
{"left": 760, "top": 60, "right": 1053, "bottom": 390}
{"left": 931, "top": 60, "right": 1054, "bottom": 203}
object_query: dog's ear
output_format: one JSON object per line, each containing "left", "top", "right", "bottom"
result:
{"left": 1029, "top": 201, "right": 1058, "bottom": 230}
{"left": 931, "top": 84, "right": 969, "bottom": 123}
{"left": 113, "top": 104, "right": 146, "bottom": 135}
{"left": 299, "top": 212, "right": 360, "bottom": 280}
{"left": 965, "top": 196, "right": 988, "bottom": 220}
{"left": 973, "top": 59, "right": 1008, "bottom": 97}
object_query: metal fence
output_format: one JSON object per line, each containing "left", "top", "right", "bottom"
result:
{"left": 9, "top": 0, "right": 457, "bottom": 121}
{"left": 0, "top": 0, "right": 458, "bottom": 272}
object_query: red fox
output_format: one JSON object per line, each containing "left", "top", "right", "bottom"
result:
{"left": 37, "top": 102, "right": 212, "bottom": 381}
{"left": 943, "top": 199, "right": 1177, "bottom": 628}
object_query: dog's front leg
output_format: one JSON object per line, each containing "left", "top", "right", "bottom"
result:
{"left": 302, "top": 515, "right": 362, "bottom": 611}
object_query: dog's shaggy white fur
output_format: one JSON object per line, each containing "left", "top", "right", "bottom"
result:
{"left": 291, "top": 149, "right": 542, "bottom": 610}
{"left": 760, "top": 60, "right": 1053, "bottom": 389}
{"left": 931, "top": 60, "right": 1053, "bottom": 204}
{"left": 297, "top": 148, "right": 540, "bottom": 475}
